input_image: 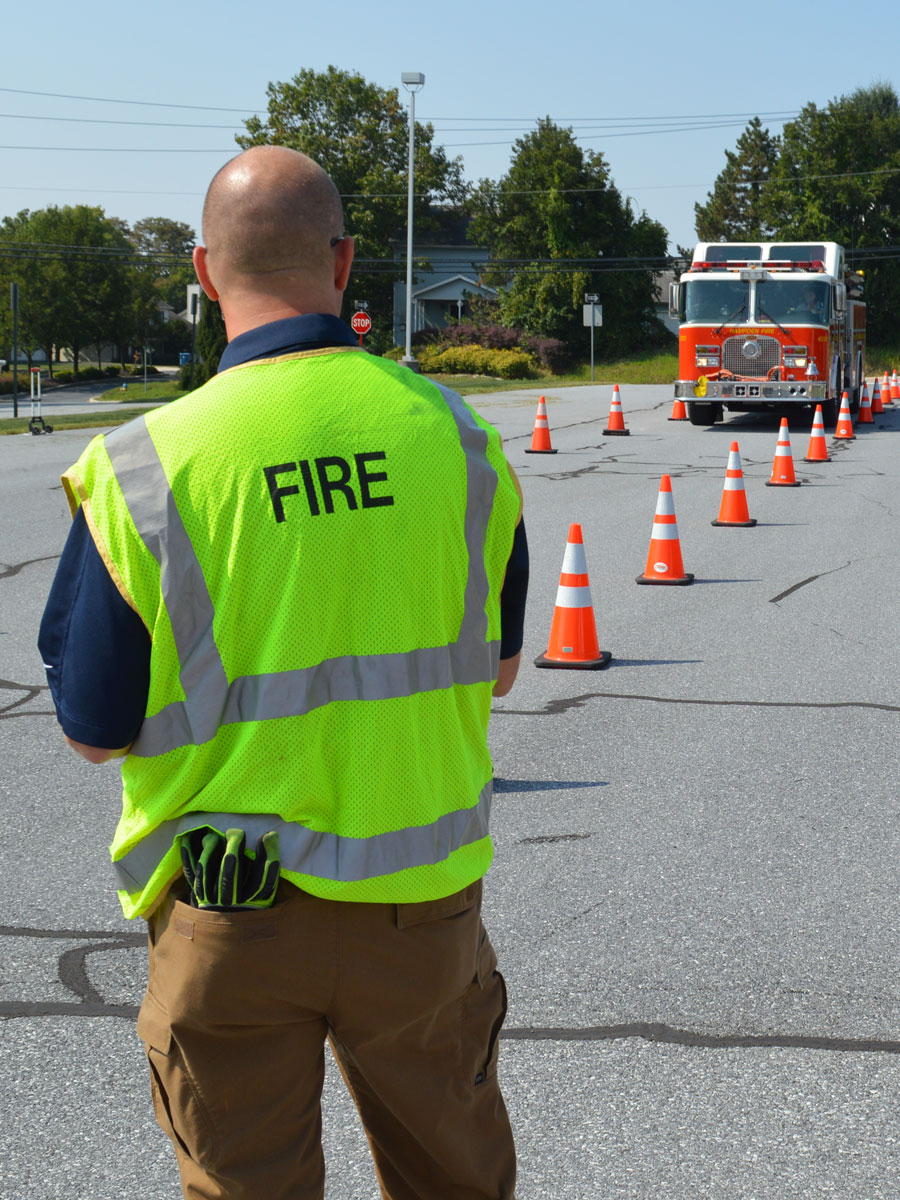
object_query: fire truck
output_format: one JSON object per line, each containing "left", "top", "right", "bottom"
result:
{"left": 669, "top": 241, "right": 865, "bottom": 425}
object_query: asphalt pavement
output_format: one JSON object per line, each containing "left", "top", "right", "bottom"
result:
{"left": 3, "top": 383, "right": 900, "bottom": 1198}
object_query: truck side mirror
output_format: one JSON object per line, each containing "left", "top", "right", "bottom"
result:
{"left": 833, "top": 283, "right": 846, "bottom": 314}
{"left": 668, "top": 281, "right": 681, "bottom": 319}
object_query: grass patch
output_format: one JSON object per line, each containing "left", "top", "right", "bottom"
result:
{"left": 437, "top": 349, "right": 678, "bottom": 394}
{"left": 866, "top": 346, "right": 900, "bottom": 375}
{"left": 0, "top": 406, "right": 175, "bottom": 436}
{"left": 94, "top": 380, "right": 189, "bottom": 403}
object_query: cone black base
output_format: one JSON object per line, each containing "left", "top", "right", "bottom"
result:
{"left": 604, "top": 429, "right": 630, "bottom": 436}
{"left": 524, "top": 448, "right": 557, "bottom": 454}
{"left": 712, "top": 518, "right": 756, "bottom": 527}
{"left": 803, "top": 456, "right": 831, "bottom": 463}
{"left": 667, "top": 417, "right": 687, "bottom": 421}
{"left": 534, "top": 650, "right": 612, "bottom": 670}
{"left": 635, "top": 573, "right": 694, "bottom": 585}
{"left": 765, "top": 481, "right": 801, "bottom": 487}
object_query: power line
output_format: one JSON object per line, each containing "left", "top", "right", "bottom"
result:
{"left": 0, "top": 86, "right": 259, "bottom": 113}
{"left": 0, "top": 111, "right": 242, "bottom": 130}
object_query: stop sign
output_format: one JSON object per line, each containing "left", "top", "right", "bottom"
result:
{"left": 351, "top": 311, "right": 372, "bottom": 336}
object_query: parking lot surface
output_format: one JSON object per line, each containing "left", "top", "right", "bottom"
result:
{"left": 3, "top": 382, "right": 900, "bottom": 1198}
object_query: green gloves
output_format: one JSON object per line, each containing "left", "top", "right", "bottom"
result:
{"left": 180, "top": 827, "right": 281, "bottom": 911}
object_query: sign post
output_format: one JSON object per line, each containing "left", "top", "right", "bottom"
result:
{"left": 10, "top": 282, "right": 19, "bottom": 419}
{"left": 351, "top": 309, "right": 372, "bottom": 347}
{"left": 582, "top": 294, "right": 602, "bottom": 382}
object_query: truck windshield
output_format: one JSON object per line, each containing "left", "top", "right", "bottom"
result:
{"left": 684, "top": 280, "right": 749, "bottom": 323}
{"left": 756, "top": 280, "right": 829, "bottom": 326}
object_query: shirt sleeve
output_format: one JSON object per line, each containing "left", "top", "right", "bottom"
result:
{"left": 38, "top": 506, "right": 151, "bottom": 749}
{"left": 499, "top": 518, "right": 528, "bottom": 660}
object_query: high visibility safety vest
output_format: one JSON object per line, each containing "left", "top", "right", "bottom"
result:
{"left": 62, "top": 347, "right": 520, "bottom": 919}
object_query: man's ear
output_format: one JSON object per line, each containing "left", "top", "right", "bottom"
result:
{"left": 334, "top": 235, "right": 354, "bottom": 294}
{"left": 193, "top": 245, "right": 220, "bottom": 301}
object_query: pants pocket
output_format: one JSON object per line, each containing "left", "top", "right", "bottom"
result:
{"left": 136, "top": 990, "right": 217, "bottom": 1170}
{"left": 460, "top": 930, "right": 508, "bottom": 1089}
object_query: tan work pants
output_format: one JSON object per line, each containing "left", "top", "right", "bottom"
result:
{"left": 138, "top": 879, "right": 516, "bottom": 1199}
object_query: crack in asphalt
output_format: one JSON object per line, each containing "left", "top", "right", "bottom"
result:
{"left": 3, "top": 924, "right": 900, "bottom": 1054}
{"left": 769, "top": 560, "right": 852, "bottom": 603}
{"left": 0, "top": 678, "right": 53, "bottom": 720}
{"left": 0, "top": 554, "right": 60, "bottom": 581}
{"left": 496, "top": 692, "right": 900, "bottom": 717}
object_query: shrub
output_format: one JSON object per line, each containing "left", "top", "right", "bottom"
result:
{"left": 104, "top": 366, "right": 121, "bottom": 377}
{"left": 422, "top": 344, "right": 538, "bottom": 380}
{"left": 521, "top": 336, "right": 574, "bottom": 374}
{"left": 54, "top": 370, "right": 75, "bottom": 382}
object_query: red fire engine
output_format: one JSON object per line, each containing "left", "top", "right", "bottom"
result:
{"left": 669, "top": 241, "right": 865, "bottom": 425}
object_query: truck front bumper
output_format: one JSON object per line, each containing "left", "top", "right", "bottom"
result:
{"left": 674, "top": 380, "right": 827, "bottom": 401}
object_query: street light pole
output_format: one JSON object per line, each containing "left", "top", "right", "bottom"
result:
{"left": 189, "top": 292, "right": 198, "bottom": 390}
{"left": 401, "top": 72, "right": 425, "bottom": 372}
{"left": 10, "top": 282, "right": 19, "bottom": 419}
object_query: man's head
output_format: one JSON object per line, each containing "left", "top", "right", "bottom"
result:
{"left": 193, "top": 146, "right": 354, "bottom": 338}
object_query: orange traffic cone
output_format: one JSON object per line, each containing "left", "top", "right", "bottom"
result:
{"left": 535, "top": 523, "right": 611, "bottom": 669}
{"left": 636, "top": 475, "right": 693, "bottom": 585}
{"left": 834, "top": 391, "right": 855, "bottom": 439}
{"left": 892, "top": 370, "right": 900, "bottom": 404}
{"left": 803, "top": 405, "right": 831, "bottom": 462}
{"left": 857, "top": 381, "right": 873, "bottom": 425}
{"left": 712, "top": 441, "right": 756, "bottom": 526}
{"left": 766, "top": 417, "right": 801, "bottom": 487}
{"left": 524, "top": 395, "right": 557, "bottom": 454}
{"left": 668, "top": 396, "right": 688, "bottom": 421}
{"left": 872, "top": 376, "right": 884, "bottom": 414}
{"left": 604, "top": 384, "right": 630, "bottom": 435}
{"left": 882, "top": 371, "right": 893, "bottom": 405}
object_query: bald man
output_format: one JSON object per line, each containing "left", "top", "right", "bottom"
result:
{"left": 39, "top": 146, "right": 527, "bottom": 1199}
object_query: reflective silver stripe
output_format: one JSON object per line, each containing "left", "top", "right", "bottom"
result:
{"left": 105, "top": 417, "right": 228, "bottom": 746}
{"left": 103, "top": 382, "right": 500, "bottom": 758}
{"left": 113, "top": 779, "right": 493, "bottom": 893}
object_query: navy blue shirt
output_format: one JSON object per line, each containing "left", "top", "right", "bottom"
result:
{"left": 38, "top": 314, "right": 528, "bottom": 749}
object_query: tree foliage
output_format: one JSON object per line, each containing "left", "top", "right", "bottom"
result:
{"left": 696, "top": 86, "right": 900, "bottom": 343}
{"left": 469, "top": 119, "right": 669, "bottom": 356}
{"left": 237, "top": 65, "right": 467, "bottom": 348}
{"left": 694, "top": 117, "right": 780, "bottom": 242}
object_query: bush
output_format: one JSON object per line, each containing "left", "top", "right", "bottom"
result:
{"left": 420, "top": 344, "right": 538, "bottom": 380}
{"left": 128, "top": 364, "right": 159, "bottom": 376}
{"left": 521, "top": 336, "right": 574, "bottom": 374}
{"left": 104, "top": 366, "right": 121, "bottom": 377}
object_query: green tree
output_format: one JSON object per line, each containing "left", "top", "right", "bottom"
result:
{"left": 236, "top": 66, "right": 467, "bottom": 348}
{"left": 469, "top": 119, "right": 669, "bottom": 356}
{"left": 694, "top": 117, "right": 780, "bottom": 241}
{"left": 181, "top": 294, "right": 226, "bottom": 388}
{"left": 129, "top": 217, "right": 197, "bottom": 312}
{"left": 0, "top": 205, "right": 136, "bottom": 374}
{"left": 764, "top": 83, "right": 900, "bottom": 343}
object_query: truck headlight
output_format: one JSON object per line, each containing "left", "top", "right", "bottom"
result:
{"left": 695, "top": 346, "right": 720, "bottom": 368}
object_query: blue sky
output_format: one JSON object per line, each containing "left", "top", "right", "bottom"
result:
{"left": 2, "top": 0, "right": 895, "bottom": 254}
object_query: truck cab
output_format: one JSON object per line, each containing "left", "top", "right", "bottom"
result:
{"left": 670, "top": 242, "right": 865, "bottom": 426}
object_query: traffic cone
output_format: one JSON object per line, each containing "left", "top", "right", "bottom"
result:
{"left": 872, "top": 376, "right": 884, "bottom": 414}
{"left": 766, "top": 417, "right": 801, "bottom": 486}
{"left": 803, "top": 405, "right": 831, "bottom": 462}
{"left": 535, "top": 523, "right": 611, "bottom": 669}
{"left": 891, "top": 370, "right": 900, "bottom": 404}
{"left": 636, "top": 475, "right": 693, "bottom": 585}
{"left": 668, "top": 396, "right": 688, "bottom": 421}
{"left": 712, "top": 441, "right": 756, "bottom": 526}
{"left": 857, "top": 380, "right": 873, "bottom": 425}
{"left": 882, "top": 371, "right": 893, "bottom": 405}
{"left": 524, "top": 395, "right": 557, "bottom": 454}
{"left": 834, "top": 391, "right": 855, "bottom": 439}
{"left": 604, "top": 384, "right": 630, "bottom": 435}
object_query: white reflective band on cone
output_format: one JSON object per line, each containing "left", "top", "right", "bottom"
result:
{"left": 554, "top": 584, "right": 594, "bottom": 608}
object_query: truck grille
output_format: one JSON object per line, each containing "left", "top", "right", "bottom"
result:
{"left": 722, "top": 334, "right": 780, "bottom": 377}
